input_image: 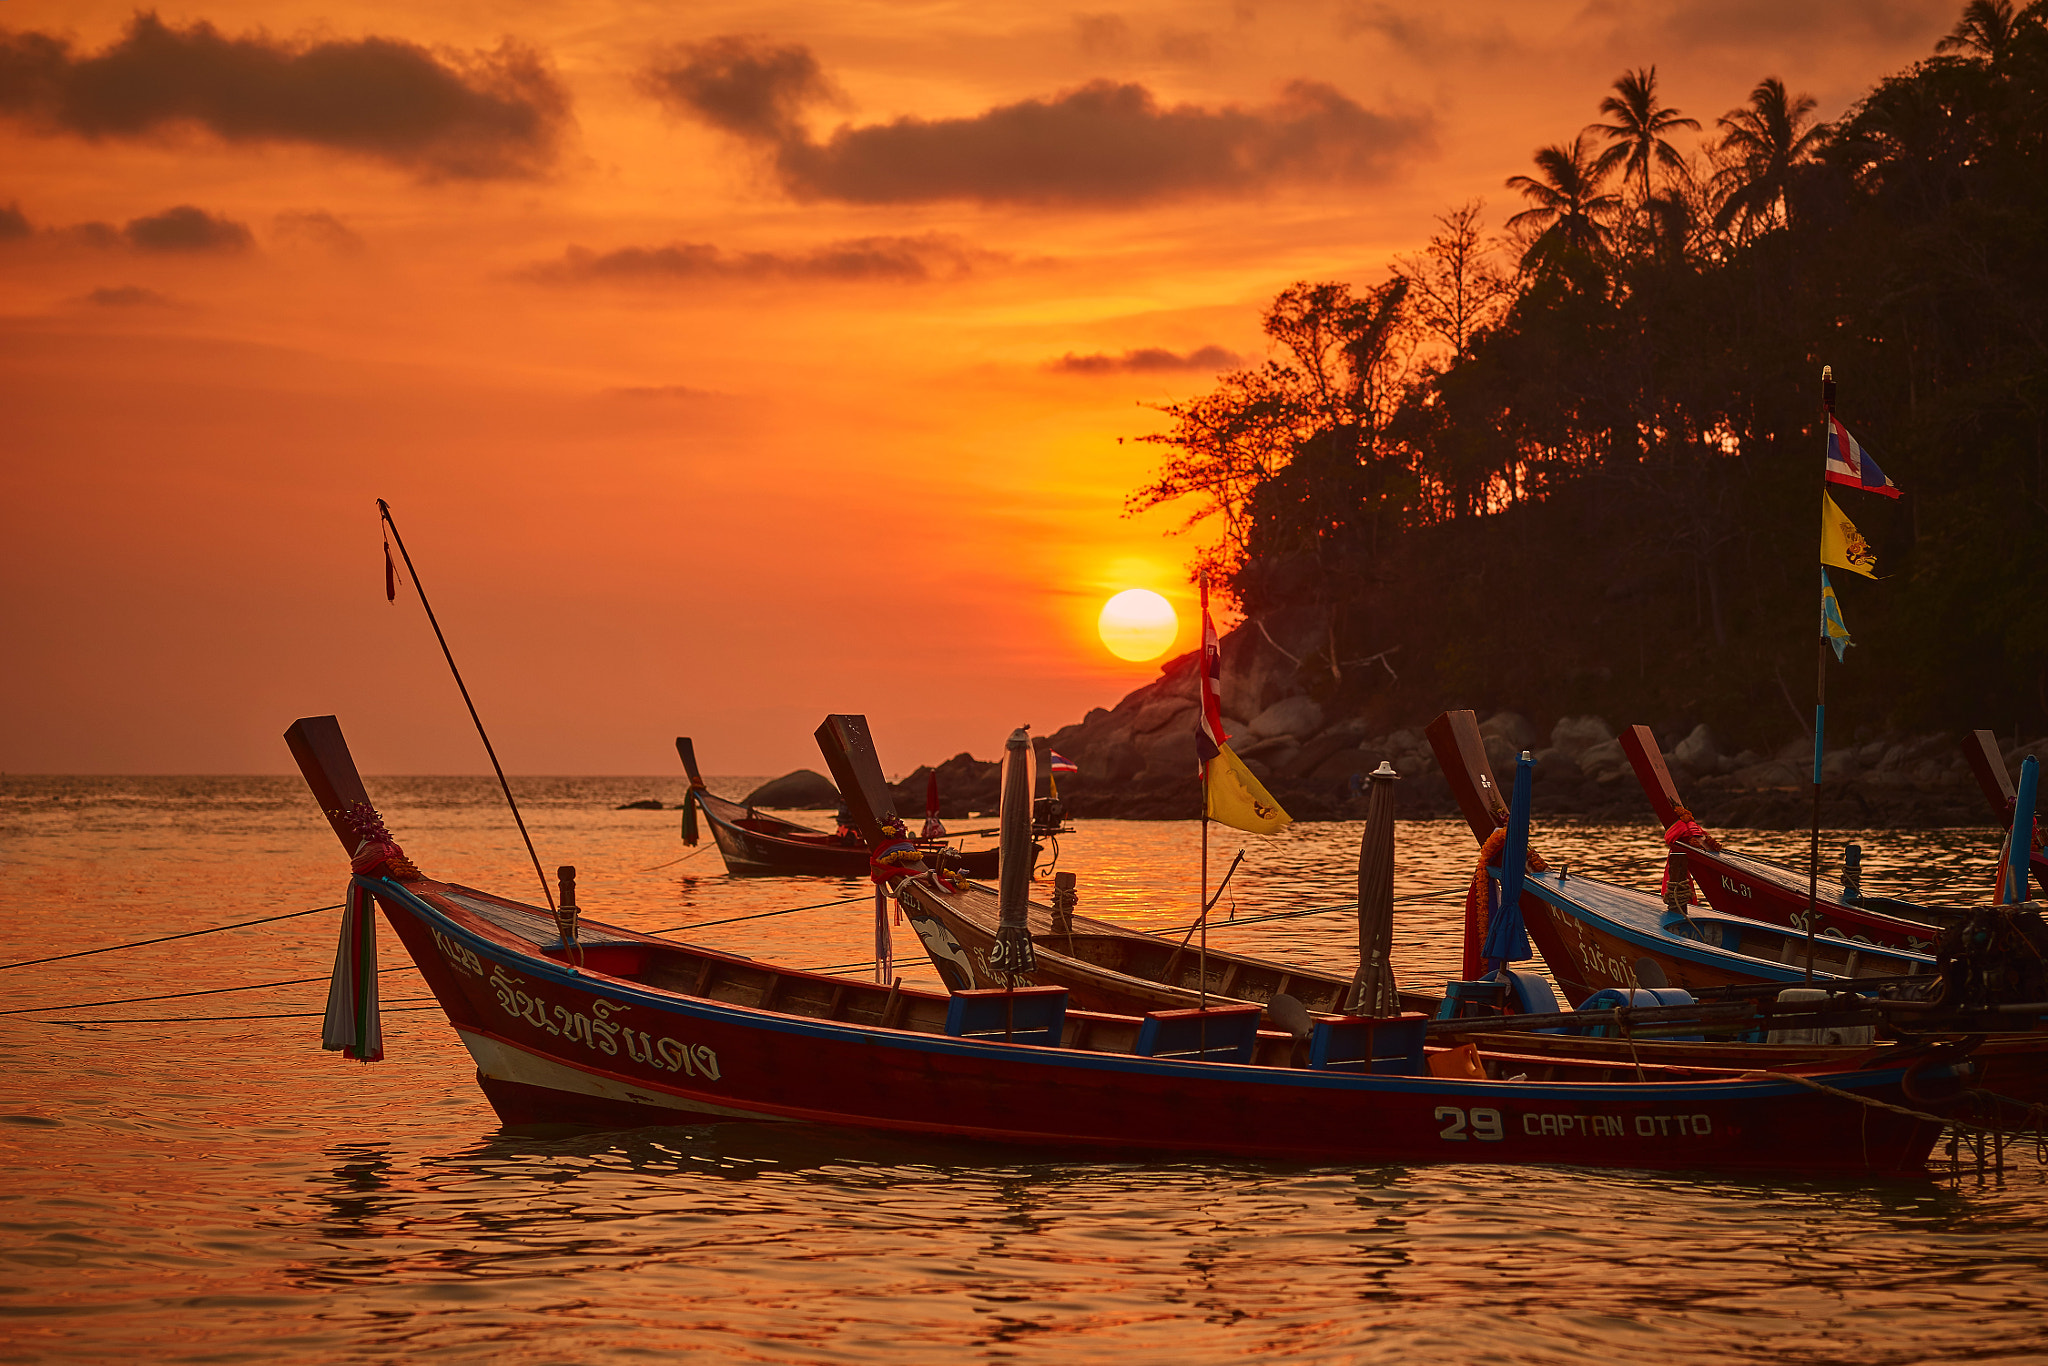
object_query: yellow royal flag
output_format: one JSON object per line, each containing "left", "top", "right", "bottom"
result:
{"left": 1205, "top": 745, "right": 1293, "bottom": 835}
{"left": 1821, "top": 490, "right": 1880, "bottom": 579}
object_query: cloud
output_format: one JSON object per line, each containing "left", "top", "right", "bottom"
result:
{"left": 0, "top": 201, "right": 29, "bottom": 239}
{"left": 123, "top": 205, "right": 252, "bottom": 252}
{"left": 1338, "top": 4, "right": 1517, "bottom": 59}
{"left": 526, "top": 232, "right": 1004, "bottom": 285}
{"left": 1572, "top": 0, "right": 1948, "bottom": 52}
{"left": 0, "top": 13, "right": 568, "bottom": 179}
{"left": 643, "top": 36, "right": 1430, "bottom": 205}
{"left": 82, "top": 284, "right": 176, "bottom": 307}
{"left": 638, "top": 35, "right": 836, "bottom": 143}
{"left": 273, "top": 209, "right": 364, "bottom": 253}
{"left": 1049, "top": 344, "right": 1241, "bottom": 373}
{"left": 1073, "top": 14, "right": 1136, "bottom": 60}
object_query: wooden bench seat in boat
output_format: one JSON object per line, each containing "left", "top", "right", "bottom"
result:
{"left": 944, "top": 987, "right": 1070, "bottom": 1046}
{"left": 1308, "top": 1012, "right": 1430, "bottom": 1075}
{"left": 1134, "top": 1004, "right": 1263, "bottom": 1063}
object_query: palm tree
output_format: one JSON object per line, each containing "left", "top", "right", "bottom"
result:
{"left": 1711, "top": 77, "right": 1826, "bottom": 237}
{"left": 1937, "top": 0, "right": 2023, "bottom": 66}
{"left": 1589, "top": 66, "right": 1701, "bottom": 247}
{"left": 1505, "top": 132, "right": 1621, "bottom": 271}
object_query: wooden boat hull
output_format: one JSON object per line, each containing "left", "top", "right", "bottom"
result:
{"left": 1618, "top": 726, "right": 1942, "bottom": 953}
{"left": 370, "top": 874, "right": 1947, "bottom": 1171}
{"left": 1510, "top": 871, "right": 1931, "bottom": 1001}
{"left": 693, "top": 786, "right": 1004, "bottom": 879}
{"left": 285, "top": 713, "right": 1966, "bottom": 1174}
{"left": 894, "top": 876, "right": 2048, "bottom": 1104}
{"left": 895, "top": 877, "right": 1430, "bottom": 1017}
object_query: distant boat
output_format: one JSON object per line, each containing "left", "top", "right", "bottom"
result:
{"left": 284, "top": 713, "right": 1971, "bottom": 1173}
{"left": 675, "top": 737, "right": 1004, "bottom": 879}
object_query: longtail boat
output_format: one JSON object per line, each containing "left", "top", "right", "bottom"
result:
{"left": 675, "top": 736, "right": 1005, "bottom": 878}
{"left": 1618, "top": 725, "right": 1946, "bottom": 952}
{"left": 287, "top": 713, "right": 1969, "bottom": 1173}
{"left": 893, "top": 860, "right": 2048, "bottom": 1105}
{"left": 1431, "top": 710, "right": 1940, "bottom": 998}
{"left": 1429, "top": 711, "right": 2048, "bottom": 1021}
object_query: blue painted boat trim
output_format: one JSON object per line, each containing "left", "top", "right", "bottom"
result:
{"left": 1505, "top": 871, "right": 1933, "bottom": 982}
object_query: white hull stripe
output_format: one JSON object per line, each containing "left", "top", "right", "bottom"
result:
{"left": 454, "top": 1027, "right": 786, "bottom": 1123}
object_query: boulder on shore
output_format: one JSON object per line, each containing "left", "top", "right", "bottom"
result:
{"left": 744, "top": 769, "right": 840, "bottom": 809}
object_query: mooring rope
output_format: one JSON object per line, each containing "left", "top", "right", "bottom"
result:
{"left": 642, "top": 845, "right": 713, "bottom": 872}
{"left": 39, "top": 1002, "right": 443, "bottom": 1026}
{"left": 0, "top": 903, "right": 345, "bottom": 972}
{"left": 1757, "top": 1069, "right": 2025, "bottom": 1141}
{"left": 647, "top": 894, "right": 871, "bottom": 936}
{"left": 0, "top": 963, "right": 422, "bottom": 1016}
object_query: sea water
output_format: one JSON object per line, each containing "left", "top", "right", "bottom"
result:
{"left": 2, "top": 775, "right": 2043, "bottom": 1364}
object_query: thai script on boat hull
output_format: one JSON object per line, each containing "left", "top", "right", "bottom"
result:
{"left": 485, "top": 963, "right": 722, "bottom": 1081}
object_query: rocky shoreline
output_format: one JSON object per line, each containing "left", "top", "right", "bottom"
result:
{"left": 894, "top": 625, "right": 2037, "bottom": 831}
{"left": 675, "top": 623, "right": 2037, "bottom": 832}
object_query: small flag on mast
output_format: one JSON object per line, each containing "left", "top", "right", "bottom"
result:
{"left": 1824, "top": 417, "right": 1902, "bottom": 499}
{"left": 1194, "top": 571, "right": 1292, "bottom": 835}
{"left": 1195, "top": 573, "right": 1226, "bottom": 770}
{"left": 1821, "top": 491, "right": 1880, "bottom": 579}
{"left": 1048, "top": 752, "right": 1078, "bottom": 774}
{"left": 1821, "top": 569, "right": 1852, "bottom": 662}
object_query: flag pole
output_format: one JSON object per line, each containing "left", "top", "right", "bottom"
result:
{"left": 1198, "top": 568, "right": 1210, "bottom": 1013}
{"left": 1806, "top": 367, "right": 1835, "bottom": 980}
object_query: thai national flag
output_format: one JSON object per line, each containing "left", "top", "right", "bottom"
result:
{"left": 1194, "top": 571, "right": 1226, "bottom": 771}
{"left": 1049, "top": 752, "right": 1078, "bottom": 774}
{"left": 1825, "top": 417, "right": 1902, "bottom": 498}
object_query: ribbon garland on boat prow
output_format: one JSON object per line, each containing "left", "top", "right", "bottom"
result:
{"left": 1660, "top": 804, "right": 1719, "bottom": 904}
{"left": 320, "top": 801, "right": 417, "bottom": 1064}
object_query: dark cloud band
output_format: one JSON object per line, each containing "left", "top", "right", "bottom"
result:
{"left": 0, "top": 13, "right": 567, "bottom": 179}
{"left": 644, "top": 37, "right": 1430, "bottom": 205}
{"left": 1050, "top": 345, "right": 1242, "bottom": 374}
{"left": 525, "top": 232, "right": 1002, "bottom": 284}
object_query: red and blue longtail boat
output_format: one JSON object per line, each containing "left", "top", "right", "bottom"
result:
{"left": 1619, "top": 724, "right": 1956, "bottom": 954}
{"left": 290, "top": 713, "right": 1967, "bottom": 1173}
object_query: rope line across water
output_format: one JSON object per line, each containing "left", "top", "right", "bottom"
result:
{"left": 0, "top": 903, "right": 345, "bottom": 971}
{"left": 37, "top": 1004, "right": 444, "bottom": 1026}
{"left": 647, "top": 894, "right": 872, "bottom": 936}
{"left": 1, "top": 964, "right": 422, "bottom": 1016}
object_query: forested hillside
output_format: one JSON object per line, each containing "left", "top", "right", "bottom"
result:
{"left": 1128, "top": 0, "right": 2048, "bottom": 757}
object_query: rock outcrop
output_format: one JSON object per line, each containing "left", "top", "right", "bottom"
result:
{"left": 743, "top": 769, "right": 841, "bottom": 809}
{"left": 1008, "top": 622, "right": 2026, "bottom": 828}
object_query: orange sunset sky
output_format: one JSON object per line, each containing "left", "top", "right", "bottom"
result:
{"left": 1, "top": 0, "right": 1960, "bottom": 775}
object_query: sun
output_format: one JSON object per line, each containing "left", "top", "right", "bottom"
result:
{"left": 1098, "top": 589, "right": 1179, "bottom": 661}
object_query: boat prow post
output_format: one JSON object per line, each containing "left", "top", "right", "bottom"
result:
{"left": 1425, "top": 710, "right": 1507, "bottom": 840}
{"left": 1620, "top": 724, "right": 1686, "bottom": 829}
{"left": 675, "top": 736, "right": 707, "bottom": 789}
{"left": 285, "top": 715, "right": 378, "bottom": 854}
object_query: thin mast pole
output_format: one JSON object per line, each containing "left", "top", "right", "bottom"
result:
{"left": 379, "top": 499, "right": 555, "bottom": 911}
{"left": 1198, "top": 568, "right": 1211, "bottom": 1013}
{"left": 1200, "top": 812, "right": 1210, "bottom": 1011}
{"left": 1805, "top": 369, "right": 1835, "bottom": 980}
